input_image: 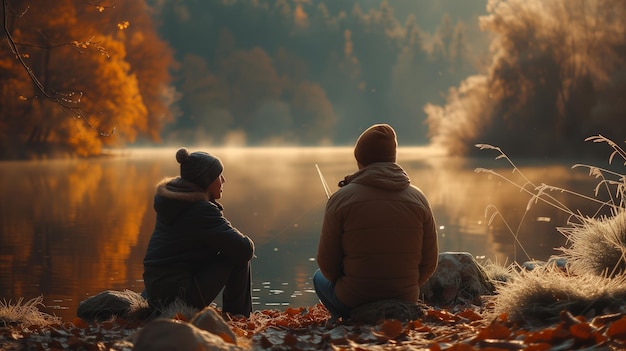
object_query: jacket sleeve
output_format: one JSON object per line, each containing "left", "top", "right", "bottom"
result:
{"left": 418, "top": 208, "right": 439, "bottom": 286}
{"left": 196, "top": 204, "right": 255, "bottom": 264}
{"left": 317, "top": 197, "right": 343, "bottom": 283}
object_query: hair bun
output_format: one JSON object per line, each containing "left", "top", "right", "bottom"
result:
{"left": 176, "top": 147, "right": 190, "bottom": 164}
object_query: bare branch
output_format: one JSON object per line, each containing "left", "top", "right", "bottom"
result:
{"left": 2, "top": 0, "right": 114, "bottom": 136}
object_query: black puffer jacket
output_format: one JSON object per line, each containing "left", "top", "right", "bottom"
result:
{"left": 143, "top": 177, "right": 254, "bottom": 301}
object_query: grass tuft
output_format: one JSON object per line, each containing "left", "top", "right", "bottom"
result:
{"left": 559, "top": 210, "right": 626, "bottom": 277}
{"left": 478, "top": 135, "right": 626, "bottom": 326}
{"left": 157, "top": 298, "right": 200, "bottom": 320}
{"left": 0, "top": 296, "right": 61, "bottom": 327}
{"left": 490, "top": 268, "right": 626, "bottom": 327}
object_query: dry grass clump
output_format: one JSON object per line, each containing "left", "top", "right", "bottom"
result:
{"left": 0, "top": 296, "right": 61, "bottom": 327}
{"left": 477, "top": 135, "right": 626, "bottom": 327}
{"left": 158, "top": 298, "right": 200, "bottom": 320}
{"left": 559, "top": 210, "right": 626, "bottom": 277}
{"left": 491, "top": 268, "right": 626, "bottom": 327}
{"left": 481, "top": 259, "right": 515, "bottom": 283}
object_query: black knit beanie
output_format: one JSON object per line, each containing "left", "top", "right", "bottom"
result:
{"left": 176, "top": 147, "right": 223, "bottom": 190}
{"left": 354, "top": 124, "right": 397, "bottom": 166}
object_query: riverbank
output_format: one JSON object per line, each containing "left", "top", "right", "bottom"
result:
{"left": 2, "top": 295, "right": 625, "bottom": 350}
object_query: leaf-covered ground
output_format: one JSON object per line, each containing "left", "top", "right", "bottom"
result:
{"left": 2, "top": 303, "right": 626, "bottom": 350}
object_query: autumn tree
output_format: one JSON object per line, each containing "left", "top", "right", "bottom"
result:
{"left": 0, "top": 0, "right": 175, "bottom": 159}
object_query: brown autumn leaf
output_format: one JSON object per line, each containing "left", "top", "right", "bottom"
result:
{"left": 285, "top": 307, "right": 302, "bottom": 316}
{"left": 374, "top": 319, "right": 404, "bottom": 340}
{"left": 427, "top": 309, "right": 459, "bottom": 323}
{"left": 283, "top": 332, "right": 298, "bottom": 346}
{"left": 445, "top": 343, "right": 476, "bottom": 350}
{"left": 569, "top": 322, "right": 593, "bottom": 341}
{"left": 473, "top": 321, "right": 510, "bottom": 341}
{"left": 606, "top": 315, "right": 626, "bottom": 339}
{"left": 457, "top": 308, "right": 482, "bottom": 322}
{"left": 72, "top": 318, "right": 89, "bottom": 329}
{"left": 407, "top": 319, "right": 432, "bottom": 332}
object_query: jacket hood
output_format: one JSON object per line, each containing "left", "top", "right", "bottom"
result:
{"left": 153, "top": 177, "right": 214, "bottom": 224}
{"left": 339, "top": 162, "right": 410, "bottom": 191}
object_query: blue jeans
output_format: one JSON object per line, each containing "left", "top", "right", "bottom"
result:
{"left": 313, "top": 269, "right": 351, "bottom": 318}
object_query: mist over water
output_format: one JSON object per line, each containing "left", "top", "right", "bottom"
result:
{"left": 0, "top": 147, "right": 609, "bottom": 321}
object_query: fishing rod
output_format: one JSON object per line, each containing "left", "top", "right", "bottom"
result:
{"left": 315, "top": 164, "right": 332, "bottom": 199}
{"left": 254, "top": 164, "right": 331, "bottom": 249}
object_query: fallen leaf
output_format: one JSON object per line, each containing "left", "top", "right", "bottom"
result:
{"left": 458, "top": 309, "right": 483, "bottom": 322}
{"left": 522, "top": 342, "right": 551, "bottom": 351}
{"left": 377, "top": 319, "right": 404, "bottom": 339}
{"left": 446, "top": 343, "right": 476, "bottom": 350}
{"left": 606, "top": 316, "right": 626, "bottom": 340}
{"left": 569, "top": 322, "right": 593, "bottom": 341}
{"left": 474, "top": 322, "right": 510, "bottom": 341}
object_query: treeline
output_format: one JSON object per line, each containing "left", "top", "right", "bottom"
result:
{"left": 0, "top": 0, "right": 174, "bottom": 159}
{"left": 5, "top": 0, "right": 621, "bottom": 159}
{"left": 150, "top": 0, "right": 482, "bottom": 146}
{"left": 426, "top": 0, "right": 626, "bottom": 159}
{"left": 0, "top": 0, "right": 482, "bottom": 158}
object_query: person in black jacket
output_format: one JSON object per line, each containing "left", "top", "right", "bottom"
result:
{"left": 142, "top": 147, "right": 255, "bottom": 317}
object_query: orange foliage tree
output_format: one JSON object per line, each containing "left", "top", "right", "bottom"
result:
{"left": 0, "top": 0, "right": 175, "bottom": 159}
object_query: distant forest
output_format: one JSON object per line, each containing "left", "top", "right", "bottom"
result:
{"left": 149, "top": 0, "right": 485, "bottom": 147}
{"left": 1, "top": 0, "right": 625, "bottom": 159}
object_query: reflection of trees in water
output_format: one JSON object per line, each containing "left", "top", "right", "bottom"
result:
{"left": 0, "top": 159, "right": 164, "bottom": 317}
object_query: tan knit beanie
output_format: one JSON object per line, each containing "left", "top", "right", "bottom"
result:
{"left": 354, "top": 124, "right": 397, "bottom": 166}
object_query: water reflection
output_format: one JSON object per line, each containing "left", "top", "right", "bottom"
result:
{"left": 0, "top": 148, "right": 606, "bottom": 321}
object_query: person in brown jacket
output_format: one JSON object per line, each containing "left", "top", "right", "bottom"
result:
{"left": 314, "top": 123, "right": 439, "bottom": 319}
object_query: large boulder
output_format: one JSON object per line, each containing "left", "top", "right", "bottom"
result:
{"left": 420, "top": 252, "right": 495, "bottom": 307}
{"left": 132, "top": 318, "right": 243, "bottom": 351}
{"left": 191, "top": 306, "right": 238, "bottom": 345}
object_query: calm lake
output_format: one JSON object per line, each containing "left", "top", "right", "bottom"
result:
{"left": 0, "top": 147, "right": 609, "bottom": 322}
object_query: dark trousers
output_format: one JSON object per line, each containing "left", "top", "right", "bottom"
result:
{"left": 189, "top": 260, "right": 252, "bottom": 317}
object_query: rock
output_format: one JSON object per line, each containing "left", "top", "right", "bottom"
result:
{"left": 77, "top": 289, "right": 153, "bottom": 322}
{"left": 191, "top": 306, "right": 237, "bottom": 345}
{"left": 420, "top": 252, "right": 495, "bottom": 307}
{"left": 350, "top": 299, "right": 425, "bottom": 325}
{"left": 520, "top": 256, "right": 568, "bottom": 272}
{"left": 132, "top": 318, "right": 243, "bottom": 351}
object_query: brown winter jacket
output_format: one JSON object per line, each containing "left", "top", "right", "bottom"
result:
{"left": 316, "top": 162, "right": 439, "bottom": 309}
